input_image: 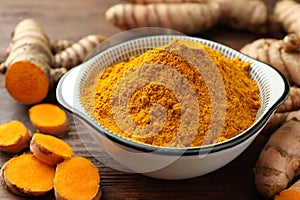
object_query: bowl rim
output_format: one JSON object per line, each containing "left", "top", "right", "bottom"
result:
{"left": 56, "top": 35, "right": 290, "bottom": 156}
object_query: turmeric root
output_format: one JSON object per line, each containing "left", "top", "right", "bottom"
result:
{"left": 105, "top": 2, "right": 221, "bottom": 35}
{"left": 0, "top": 120, "right": 31, "bottom": 153}
{"left": 30, "top": 133, "right": 73, "bottom": 166}
{"left": 277, "top": 86, "right": 300, "bottom": 113}
{"left": 262, "top": 110, "right": 300, "bottom": 135}
{"left": 54, "top": 156, "right": 101, "bottom": 200}
{"left": 53, "top": 34, "right": 106, "bottom": 69}
{"left": 282, "top": 33, "right": 300, "bottom": 52}
{"left": 262, "top": 86, "right": 300, "bottom": 134}
{"left": 274, "top": 0, "right": 300, "bottom": 36}
{"left": 254, "top": 119, "right": 300, "bottom": 199}
{"left": 51, "top": 39, "right": 74, "bottom": 54}
{"left": 29, "top": 103, "right": 70, "bottom": 136}
{"left": 129, "top": 0, "right": 205, "bottom": 3}
{"left": 106, "top": 0, "right": 268, "bottom": 34}
{"left": 240, "top": 34, "right": 300, "bottom": 86}
{"left": 275, "top": 179, "right": 300, "bottom": 200}
{"left": 210, "top": 0, "right": 268, "bottom": 33}
{"left": 0, "top": 154, "right": 55, "bottom": 197}
{"left": 3, "top": 18, "right": 66, "bottom": 105}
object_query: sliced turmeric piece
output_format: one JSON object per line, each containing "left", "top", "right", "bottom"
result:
{"left": 0, "top": 120, "right": 31, "bottom": 153}
{"left": 0, "top": 154, "right": 55, "bottom": 197}
{"left": 30, "top": 133, "right": 73, "bottom": 166}
{"left": 275, "top": 179, "right": 300, "bottom": 200}
{"left": 28, "top": 103, "right": 70, "bottom": 136}
{"left": 54, "top": 156, "right": 101, "bottom": 200}
{"left": 5, "top": 60, "right": 50, "bottom": 105}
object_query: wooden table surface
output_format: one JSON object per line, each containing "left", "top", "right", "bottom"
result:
{"left": 0, "top": 0, "right": 287, "bottom": 199}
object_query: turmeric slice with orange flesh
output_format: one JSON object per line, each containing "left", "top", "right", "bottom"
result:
{"left": 30, "top": 133, "right": 73, "bottom": 165}
{"left": 54, "top": 156, "right": 101, "bottom": 200}
{"left": 0, "top": 154, "right": 55, "bottom": 197}
{"left": 29, "top": 103, "right": 69, "bottom": 136}
{"left": 0, "top": 120, "right": 31, "bottom": 153}
{"left": 5, "top": 60, "right": 50, "bottom": 105}
{"left": 275, "top": 179, "right": 300, "bottom": 200}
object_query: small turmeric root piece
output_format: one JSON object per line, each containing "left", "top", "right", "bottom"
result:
{"left": 277, "top": 86, "right": 300, "bottom": 113}
{"left": 0, "top": 154, "right": 55, "bottom": 197}
{"left": 105, "top": 2, "right": 221, "bottom": 35}
{"left": 240, "top": 34, "right": 300, "bottom": 86}
{"left": 54, "top": 156, "right": 101, "bottom": 200}
{"left": 282, "top": 33, "right": 300, "bottom": 52}
{"left": 254, "top": 119, "right": 300, "bottom": 199}
{"left": 53, "top": 34, "right": 106, "bottom": 69}
{"left": 274, "top": 0, "right": 300, "bottom": 36}
{"left": 29, "top": 103, "right": 69, "bottom": 136}
{"left": 30, "top": 133, "right": 73, "bottom": 166}
{"left": 51, "top": 39, "right": 74, "bottom": 54}
{"left": 275, "top": 179, "right": 300, "bottom": 200}
{"left": 0, "top": 120, "right": 31, "bottom": 153}
{"left": 262, "top": 110, "right": 300, "bottom": 137}
{"left": 3, "top": 18, "right": 66, "bottom": 105}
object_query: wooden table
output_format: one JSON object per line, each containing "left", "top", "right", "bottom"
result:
{"left": 0, "top": 0, "right": 286, "bottom": 199}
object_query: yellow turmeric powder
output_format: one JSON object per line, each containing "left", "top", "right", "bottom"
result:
{"left": 94, "top": 38, "right": 261, "bottom": 147}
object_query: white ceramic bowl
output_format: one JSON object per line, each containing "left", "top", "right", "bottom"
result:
{"left": 56, "top": 35, "right": 289, "bottom": 180}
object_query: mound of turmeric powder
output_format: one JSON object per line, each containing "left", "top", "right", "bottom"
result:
{"left": 94, "top": 38, "right": 261, "bottom": 147}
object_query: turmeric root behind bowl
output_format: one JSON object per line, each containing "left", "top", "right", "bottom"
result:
{"left": 57, "top": 34, "right": 289, "bottom": 180}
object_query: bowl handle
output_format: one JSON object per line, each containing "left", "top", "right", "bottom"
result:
{"left": 56, "top": 66, "right": 81, "bottom": 112}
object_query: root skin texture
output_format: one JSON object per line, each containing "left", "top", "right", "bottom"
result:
{"left": 254, "top": 119, "right": 300, "bottom": 199}
{"left": 274, "top": 0, "right": 300, "bottom": 36}
{"left": 105, "top": 2, "right": 222, "bottom": 35}
{"left": 105, "top": 0, "right": 268, "bottom": 34}
{"left": 53, "top": 34, "right": 105, "bottom": 69}
{"left": 240, "top": 34, "right": 300, "bottom": 86}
